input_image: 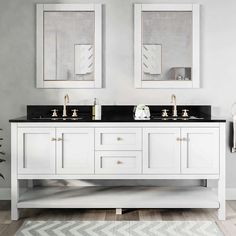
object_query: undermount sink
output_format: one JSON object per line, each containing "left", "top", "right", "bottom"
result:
{"left": 151, "top": 116, "right": 205, "bottom": 120}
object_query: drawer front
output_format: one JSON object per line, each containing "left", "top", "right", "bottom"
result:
{"left": 95, "top": 151, "right": 142, "bottom": 174}
{"left": 95, "top": 128, "right": 142, "bottom": 150}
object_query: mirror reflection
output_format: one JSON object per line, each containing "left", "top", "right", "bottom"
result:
{"left": 142, "top": 11, "right": 192, "bottom": 81}
{"left": 44, "top": 11, "right": 95, "bottom": 81}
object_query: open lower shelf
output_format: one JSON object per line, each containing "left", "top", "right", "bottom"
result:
{"left": 17, "top": 186, "right": 219, "bottom": 209}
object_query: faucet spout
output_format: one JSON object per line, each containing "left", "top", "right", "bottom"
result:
{"left": 171, "top": 94, "right": 177, "bottom": 117}
{"left": 63, "top": 94, "right": 70, "bottom": 117}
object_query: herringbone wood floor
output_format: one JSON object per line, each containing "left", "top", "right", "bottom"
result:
{"left": 1, "top": 201, "right": 236, "bottom": 236}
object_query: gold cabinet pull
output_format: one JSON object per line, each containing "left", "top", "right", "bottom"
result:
{"left": 51, "top": 138, "right": 57, "bottom": 141}
{"left": 176, "top": 137, "right": 188, "bottom": 142}
{"left": 58, "top": 138, "right": 63, "bottom": 141}
{"left": 117, "top": 160, "right": 123, "bottom": 164}
{"left": 117, "top": 137, "right": 122, "bottom": 141}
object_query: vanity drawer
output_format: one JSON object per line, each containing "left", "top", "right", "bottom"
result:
{"left": 95, "top": 128, "right": 142, "bottom": 150}
{"left": 95, "top": 151, "right": 142, "bottom": 174}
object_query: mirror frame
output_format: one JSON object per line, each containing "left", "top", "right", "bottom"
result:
{"left": 134, "top": 4, "right": 200, "bottom": 88}
{"left": 36, "top": 4, "right": 102, "bottom": 88}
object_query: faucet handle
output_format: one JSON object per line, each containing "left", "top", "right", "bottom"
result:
{"left": 162, "top": 109, "right": 169, "bottom": 117}
{"left": 51, "top": 109, "right": 58, "bottom": 117}
{"left": 71, "top": 109, "right": 78, "bottom": 117}
{"left": 182, "top": 109, "right": 189, "bottom": 117}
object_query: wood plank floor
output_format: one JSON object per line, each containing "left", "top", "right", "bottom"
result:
{"left": 1, "top": 201, "right": 236, "bottom": 236}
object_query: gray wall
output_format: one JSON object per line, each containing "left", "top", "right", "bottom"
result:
{"left": 0, "top": 0, "right": 236, "bottom": 189}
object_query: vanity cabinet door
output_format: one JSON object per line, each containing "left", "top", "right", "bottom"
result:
{"left": 181, "top": 128, "right": 219, "bottom": 174}
{"left": 143, "top": 128, "right": 181, "bottom": 174}
{"left": 18, "top": 128, "right": 56, "bottom": 174}
{"left": 56, "top": 128, "right": 94, "bottom": 174}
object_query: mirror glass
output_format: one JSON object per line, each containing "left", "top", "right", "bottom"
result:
{"left": 43, "top": 11, "right": 95, "bottom": 81}
{"left": 142, "top": 11, "right": 192, "bottom": 81}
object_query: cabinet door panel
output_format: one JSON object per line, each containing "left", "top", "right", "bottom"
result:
{"left": 56, "top": 128, "right": 94, "bottom": 174}
{"left": 143, "top": 128, "right": 181, "bottom": 174}
{"left": 181, "top": 128, "right": 219, "bottom": 174}
{"left": 18, "top": 128, "right": 56, "bottom": 174}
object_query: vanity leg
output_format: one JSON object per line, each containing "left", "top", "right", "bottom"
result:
{"left": 11, "top": 123, "right": 20, "bottom": 220}
{"left": 218, "top": 177, "right": 225, "bottom": 220}
{"left": 11, "top": 209, "right": 19, "bottom": 221}
{"left": 116, "top": 208, "right": 122, "bottom": 215}
{"left": 11, "top": 179, "right": 19, "bottom": 220}
{"left": 218, "top": 123, "right": 226, "bottom": 221}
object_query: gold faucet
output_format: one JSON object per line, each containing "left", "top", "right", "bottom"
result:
{"left": 171, "top": 94, "right": 178, "bottom": 117}
{"left": 63, "top": 94, "right": 70, "bottom": 117}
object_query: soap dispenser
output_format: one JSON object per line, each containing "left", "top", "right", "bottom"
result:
{"left": 92, "top": 98, "right": 101, "bottom": 120}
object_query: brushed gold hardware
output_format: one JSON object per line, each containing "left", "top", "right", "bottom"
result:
{"left": 117, "top": 160, "right": 122, "bottom": 164}
{"left": 162, "top": 109, "right": 169, "bottom": 117}
{"left": 117, "top": 137, "right": 122, "bottom": 141}
{"left": 58, "top": 138, "right": 63, "bottom": 141}
{"left": 182, "top": 109, "right": 189, "bottom": 118}
{"left": 182, "top": 137, "right": 188, "bottom": 141}
{"left": 63, "top": 94, "right": 70, "bottom": 117}
{"left": 171, "top": 94, "right": 178, "bottom": 117}
{"left": 176, "top": 137, "right": 181, "bottom": 141}
{"left": 51, "top": 109, "right": 58, "bottom": 117}
{"left": 51, "top": 138, "right": 56, "bottom": 141}
{"left": 71, "top": 109, "right": 78, "bottom": 117}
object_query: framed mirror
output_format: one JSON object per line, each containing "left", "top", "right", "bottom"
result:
{"left": 36, "top": 4, "right": 102, "bottom": 88}
{"left": 134, "top": 4, "right": 200, "bottom": 88}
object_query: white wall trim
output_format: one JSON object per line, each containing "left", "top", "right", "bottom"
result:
{"left": 1, "top": 187, "right": 236, "bottom": 201}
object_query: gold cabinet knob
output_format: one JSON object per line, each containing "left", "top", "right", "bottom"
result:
{"left": 58, "top": 138, "right": 63, "bottom": 141}
{"left": 51, "top": 138, "right": 57, "bottom": 141}
{"left": 117, "top": 137, "right": 122, "bottom": 141}
{"left": 182, "top": 137, "right": 188, "bottom": 141}
{"left": 176, "top": 137, "right": 181, "bottom": 141}
{"left": 117, "top": 160, "right": 123, "bottom": 164}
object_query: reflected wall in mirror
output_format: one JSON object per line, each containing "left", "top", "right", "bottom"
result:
{"left": 37, "top": 4, "right": 102, "bottom": 88}
{"left": 134, "top": 4, "right": 200, "bottom": 88}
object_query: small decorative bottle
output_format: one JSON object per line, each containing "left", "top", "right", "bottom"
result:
{"left": 92, "top": 98, "right": 101, "bottom": 120}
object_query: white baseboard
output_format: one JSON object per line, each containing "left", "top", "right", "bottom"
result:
{"left": 1, "top": 187, "right": 236, "bottom": 200}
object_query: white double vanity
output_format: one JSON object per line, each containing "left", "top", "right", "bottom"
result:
{"left": 10, "top": 105, "right": 226, "bottom": 220}
{"left": 9, "top": 3, "right": 226, "bottom": 221}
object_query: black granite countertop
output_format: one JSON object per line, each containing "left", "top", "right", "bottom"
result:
{"left": 9, "top": 116, "right": 226, "bottom": 122}
{"left": 9, "top": 105, "right": 226, "bottom": 123}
